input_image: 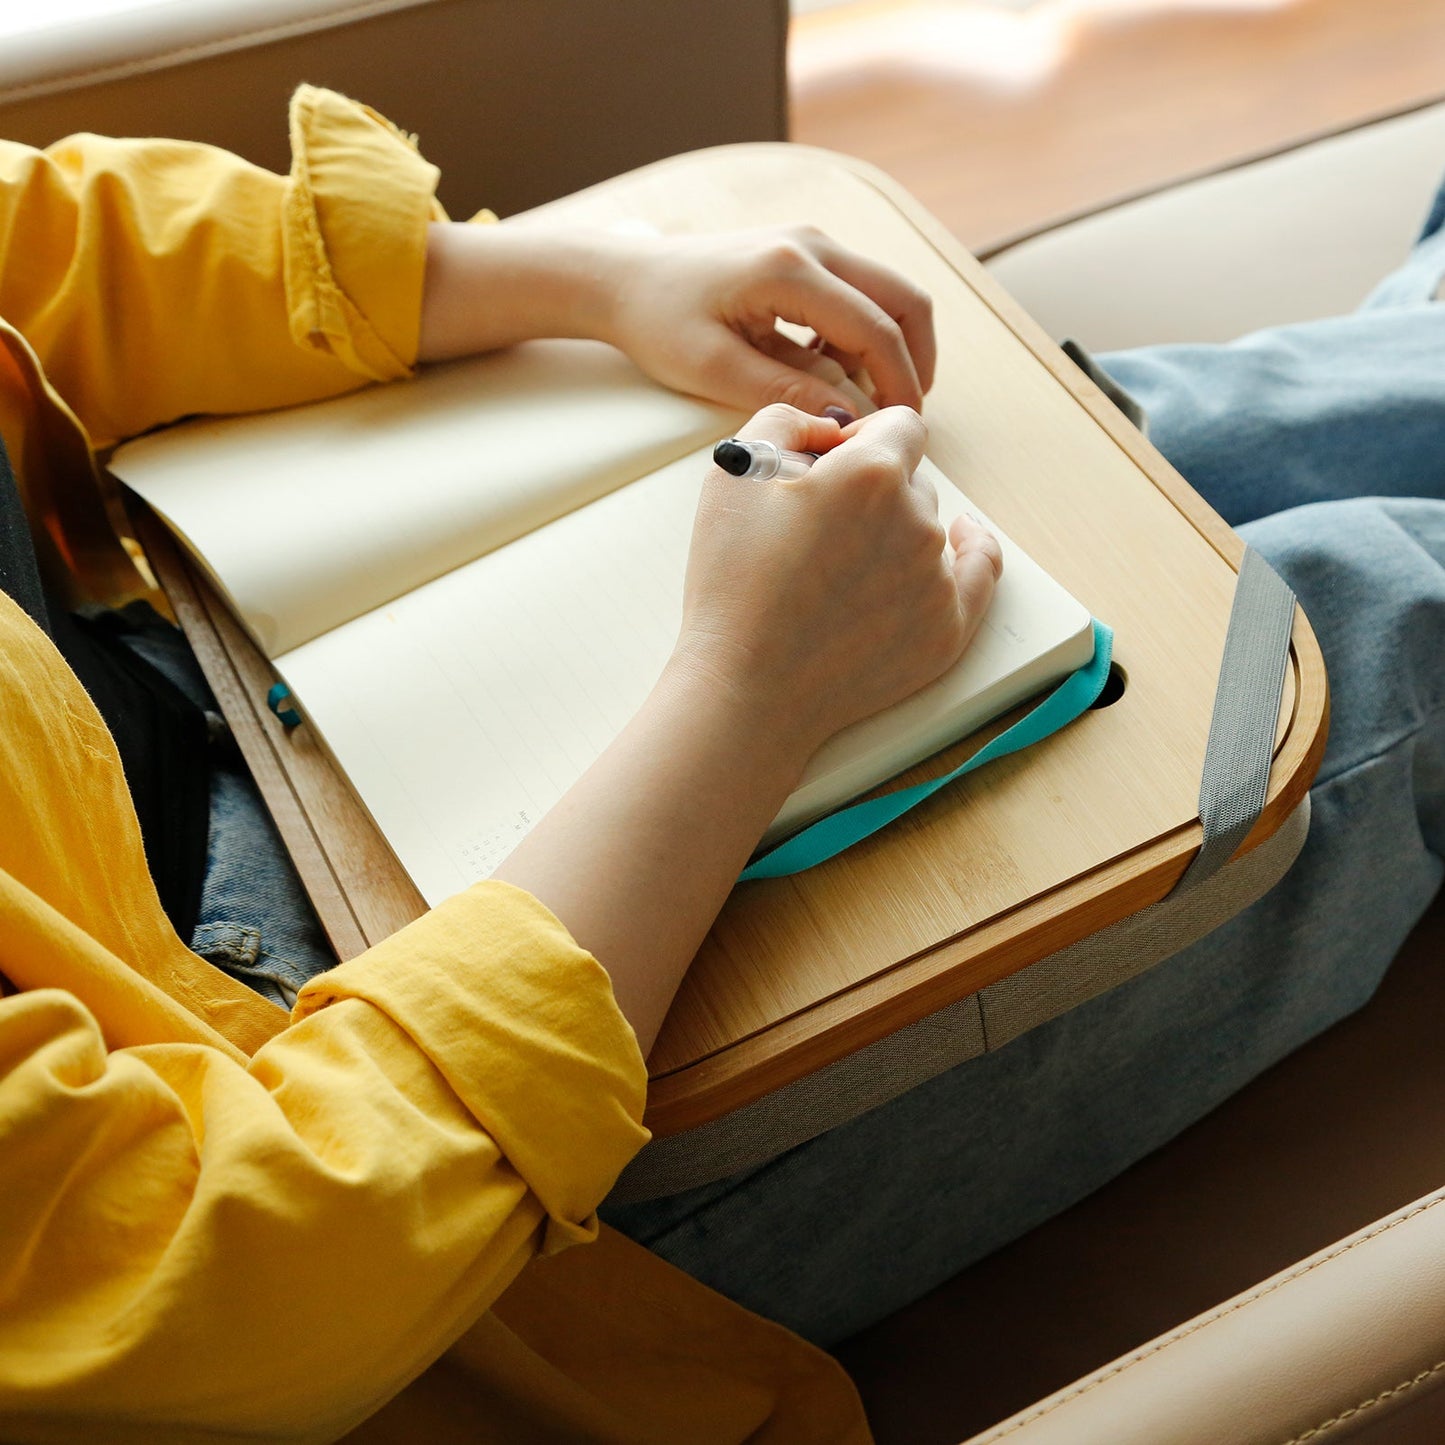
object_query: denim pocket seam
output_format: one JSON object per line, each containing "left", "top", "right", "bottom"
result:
{"left": 190, "top": 921, "right": 262, "bottom": 968}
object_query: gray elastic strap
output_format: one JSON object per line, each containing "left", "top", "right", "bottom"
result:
{"left": 1173, "top": 545, "right": 1296, "bottom": 895}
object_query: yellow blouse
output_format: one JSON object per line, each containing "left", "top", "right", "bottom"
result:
{"left": 0, "top": 88, "right": 869, "bottom": 1444}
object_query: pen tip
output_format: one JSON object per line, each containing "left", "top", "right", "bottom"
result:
{"left": 713, "top": 439, "right": 751, "bottom": 477}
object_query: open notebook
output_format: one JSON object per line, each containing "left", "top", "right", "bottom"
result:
{"left": 112, "top": 340, "right": 1093, "bottom": 907}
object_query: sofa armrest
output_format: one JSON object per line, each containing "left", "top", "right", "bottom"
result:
{"left": 985, "top": 99, "right": 1445, "bottom": 350}
{"left": 968, "top": 1183, "right": 1445, "bottom": 1445}
{"left": 0, "top": 0, "right": 790, "bottom": 219}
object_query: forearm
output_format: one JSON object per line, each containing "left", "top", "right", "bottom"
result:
{"left": 489, "top": 402, "right": 987, "bottom": 1060}
{"left": 492, "top": 653, "right": 812, "bottom": 1057}
{"left": 418, "top": 221, "right": 629, "bottom": 362}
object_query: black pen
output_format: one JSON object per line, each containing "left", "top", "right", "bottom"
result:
{"left": 712, "top": 437, "right": 817, "bottom": 482}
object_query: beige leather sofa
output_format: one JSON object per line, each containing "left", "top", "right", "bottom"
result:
{"left": 0, "top": 0, "right": 789, "bottom": 218}
{"left": 970, "top": 1182, "right": 1445, "bottom": 1444}
{"left": 6, "top": 5, "right": 1445, "bottom": 1439}
{"left": 986, "top": 99, "right": 1445, "bottom": 348}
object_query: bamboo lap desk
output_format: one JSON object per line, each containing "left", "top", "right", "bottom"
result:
{"left": 131, "top": 145, "right": 1328, "bottom": 1139}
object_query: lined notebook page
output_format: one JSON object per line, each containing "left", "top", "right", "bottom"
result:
{"left": 277, "top": 451, "right": 1092, "bottom": 907}
{"left": 112, "top": 340, "right": 735, "bottom": 654}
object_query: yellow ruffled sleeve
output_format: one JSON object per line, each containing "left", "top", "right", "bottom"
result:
{"left": 0, "top": 85, "right": 443, "bottom": 450}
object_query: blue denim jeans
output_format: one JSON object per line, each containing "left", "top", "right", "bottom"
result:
{"left": 190, "top": 768, "right": 335, "bottom": 1009}
{"left": 601, "top": 186, "right": 1445, "bottom": 1344}
{"left": 123, "top": 628, "right": 335, "bottom": 1009}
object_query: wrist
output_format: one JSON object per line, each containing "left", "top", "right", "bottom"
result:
{"left": 418, "top": 223, "right": 633, "bottom": 361}
{"left": 659, "top": 637, "right": 825, "bottom": 787}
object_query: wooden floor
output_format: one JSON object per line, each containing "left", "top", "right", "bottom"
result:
{"left": 790, "top": 0, "right": 1445, "bottom": 253}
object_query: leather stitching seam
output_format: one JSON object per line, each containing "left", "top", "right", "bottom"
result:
{"left": 987, "top": 1191, "right": 1445, "bottom": 1438}
{"left": 1281, "top": 1358, "right": 1445, "bottom": 1444}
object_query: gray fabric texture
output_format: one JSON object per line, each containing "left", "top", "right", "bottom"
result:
{"left": 978, "top": 794, "right": 1310, "bottom": 1050}
{"left": 612, "top": 994, "right": 987, "bottom": 1204}
{"left": 615, "top": 798, "right": 1308, "bottom": 1203}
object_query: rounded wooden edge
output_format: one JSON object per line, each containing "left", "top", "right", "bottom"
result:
{"left": 644, "top": 580, "right": 1328, "bottom": 1138}
{"left": 644, "top": 566, "right": 1328, "bottom": 1138}
{"left": 644, "top": 655, "right": 1324, "bottom": 1137}
{"left": 638, "top": 145, "right": 1333, "bottom": 1135}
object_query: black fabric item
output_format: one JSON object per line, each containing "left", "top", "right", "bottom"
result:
{"left": 0, "top": 435, "right": 49, "bottom": 633}
{"left": 0, "top": 433, "right": 210, "bottom": 938}
{"left": 48, "top": 605, "right": 211, "bottom": 938}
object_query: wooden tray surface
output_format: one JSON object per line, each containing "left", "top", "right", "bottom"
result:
{"left": 129, "top": 144, "right": 1328, "bottom": 1136}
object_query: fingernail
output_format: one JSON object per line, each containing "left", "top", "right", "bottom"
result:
{"left": 822, "top": 405, "right": 856, "bottom": 426}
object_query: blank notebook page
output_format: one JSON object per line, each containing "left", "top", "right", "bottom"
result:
{"left": 112, "top": 340, "right": 734, "bottom": 653}
{"left": 277, "top": 452, "right": 1092, "bottom": 906}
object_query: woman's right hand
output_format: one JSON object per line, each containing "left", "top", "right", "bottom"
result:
{"left": 670, "top": 403, "right": 1003, "bottom": 771}
{"left": 496, "top": 402, "right": 1001, "bottom": 1053}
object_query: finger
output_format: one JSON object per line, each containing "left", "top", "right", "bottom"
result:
{"left": 820, "top": 405, "right": 928, "bottom": 489}
{"left": 909, "top": 467, "right": 938, "bottom": 521}
{"left": 754, "top": 333, "right": 857, "bottom": 401}
{"left": 704, "top": 326, "right": 872, "bottom": 421}
{"left": 817, "top": 342, "right": 874, "bottom": 406}
{"left": 807, "top": 237, "right": 938, "bottom": 396}
{"left": 754, "top": 328, "right": 832, "bottom": 373}
{"left": 816, "top": 340, "right": 863, "bottom": 374}
{"left": 806, "top": 335, "right": 878, "bottom": 410}
{"left": 733, "top": 401, "right": 847, "bottom": 457}
{"left": 948, "top": 515, "right": 1004, "bottom": 635}
{"left": 762, "top": 263, "right": 924, "bottom": 412}
{"left": 948, "top": 512, "right": 1002, "bottom": 564}
{"left": 802, "top": 332, "right": 865, "bottom": 382}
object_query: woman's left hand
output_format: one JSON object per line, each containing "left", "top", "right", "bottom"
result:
{"left": 419, "top": 222, "right": 936, "bottom": 418}
{"left": 605, "top": 226, "right": 936, "bottom": 416}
